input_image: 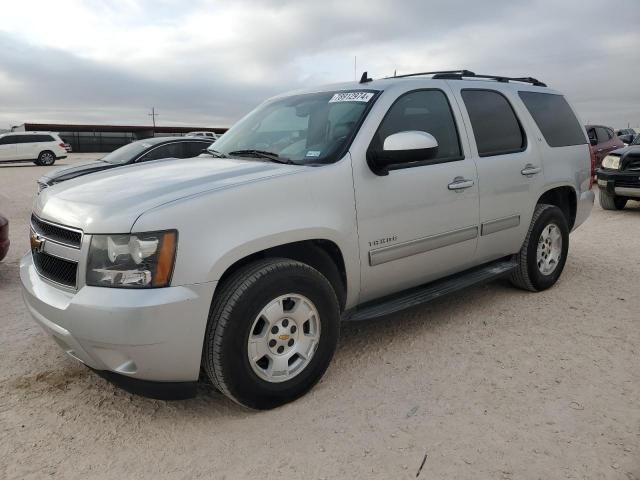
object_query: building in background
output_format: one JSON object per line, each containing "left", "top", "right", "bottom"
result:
{"left": 11, "top": 123, "right": 227, "bottom": 153}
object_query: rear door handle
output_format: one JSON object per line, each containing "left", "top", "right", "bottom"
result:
{"left": 448, "top": 177, "right": 474, "bottom": 190}
{"left": 521, "top": 164, "right": 541, "bottom": 176}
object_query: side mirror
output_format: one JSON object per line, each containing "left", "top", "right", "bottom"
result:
{"left": 367, "top": 131, "right": 439, "bottom": 175}
{"left": 589, "top": 138, "right": 598, "bottom": 146}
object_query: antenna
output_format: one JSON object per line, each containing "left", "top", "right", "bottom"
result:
{"left": 359, "top": 71, "right": 372, "bottom": 84}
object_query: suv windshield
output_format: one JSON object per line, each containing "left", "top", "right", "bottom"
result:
{"left": 211, "top": 90, "right": 379, "bottom": 164}
{"left": 102, "top": 141, "right": 154, "bottom": 165}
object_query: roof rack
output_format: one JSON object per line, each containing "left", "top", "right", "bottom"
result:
{"left": 385, "top": 70, "right": 547, "bottom": 87}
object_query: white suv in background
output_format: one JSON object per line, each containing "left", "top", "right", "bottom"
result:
{"left": 0, "top": 132, "right": 68, "bottom": 166}
{"left": 185, "top": 131, "right": 218, "bottom": 140}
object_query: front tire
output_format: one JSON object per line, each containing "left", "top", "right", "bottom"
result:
{"left": 599, "top": 189, "right": 627, "bottom": 210}
{"left": 202, "top": 258, "right": 340, "bottom": 409}
{"left": 511, "top": 204, "right": 569, "bottom": 292}
{"left": 35, "top": 151, "right": 56, "bottom": 166}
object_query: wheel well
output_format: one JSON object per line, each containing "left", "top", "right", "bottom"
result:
{"left": 537, "top": 186, "right": 577, "bottom": 230}
{"left": 217, "top": 240, "right": 348, "bottom": 310}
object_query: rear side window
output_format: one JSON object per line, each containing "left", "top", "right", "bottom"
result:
{"left": 138, "top": 143, "right": 185, "bottom": 162}
{"left": 518, "top": 92, "right": 586, "bottom": 147}
{"left": 461, "top": 90, "right": 525, "bottom": 157}
{"left": 596, "top": 127, "right": 610, "bottom": 143}
{"left": 33, "top": 134, "right": 54, "bottom": 143}
{"left": 0, "top": 136, "right": 16, "bottom": 145}
{"left": 371, "top": 89, "right": 462, "bottom": 163}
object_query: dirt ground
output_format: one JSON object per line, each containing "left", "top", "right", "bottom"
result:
{"left": 0, "top": 154, "right": 638, "bottom": 479}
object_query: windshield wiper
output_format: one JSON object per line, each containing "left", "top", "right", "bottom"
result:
{"left": 204, "top": 148, "right": 228, "bottom": 158}
{"left": 228, "top": 149, "right": 294, "bottom": 164}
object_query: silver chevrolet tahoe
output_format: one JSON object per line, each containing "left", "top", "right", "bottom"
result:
{"left": 21, "top": 70, "right": 594, "bottom": 409}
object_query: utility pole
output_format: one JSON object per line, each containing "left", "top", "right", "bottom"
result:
{"left": 354, "top": 56, "right": 357, "bottom": 81}
{"left": 148, "top": 107, "right": 159, "bottom": 136}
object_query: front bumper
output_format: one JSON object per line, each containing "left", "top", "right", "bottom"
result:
{"left": 596, "top": 169, "right": 640, "bottom": 198}
{"left": 20, "top": 253, "right": 216, "bottom": 382}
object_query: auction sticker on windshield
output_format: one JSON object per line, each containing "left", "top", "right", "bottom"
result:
{"left": 329, "top": 92, "right": 374, "bottom": 103}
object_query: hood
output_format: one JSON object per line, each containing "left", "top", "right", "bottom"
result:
{"left": 35, "top": 156, "right": 301, "bottom": 233}
{"left": 40, "top": 159, "right": 114, "bottom": 185}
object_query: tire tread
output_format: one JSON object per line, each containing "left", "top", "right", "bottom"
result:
{"left": 203, "top": 258, "right": 337, "bottom": 407}
{"left": 510, "top": 203, "right": 555, "bottom": 292}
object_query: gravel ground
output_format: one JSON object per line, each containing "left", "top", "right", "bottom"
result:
{"left": 1, "top": 154, "right": 639, "bottom": 479}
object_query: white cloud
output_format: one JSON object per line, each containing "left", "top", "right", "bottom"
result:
{"left": 0, "top": 0, "right": 639, "bottom": 128}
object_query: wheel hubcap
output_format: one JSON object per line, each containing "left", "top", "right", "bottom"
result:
{"left": 247, "top": 294, "right": 320, "bottom": 383}
{"left": 42, "top": 153, "right": 54, "bottom": 164}
{"left": 536, "top": 223, "right": 562, "bottom": 275}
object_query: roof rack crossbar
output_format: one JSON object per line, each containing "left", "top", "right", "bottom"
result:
{"left": 386, "top": 69, "right": 475, "bottom": 79}
{"left": 386, "top": 70, "right": 547, "bottom": 87}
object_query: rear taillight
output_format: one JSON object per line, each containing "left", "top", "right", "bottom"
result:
{"left": 59, "top": 143, "right": 66, "bottom": 148}
{"left": 589, "top": 146, "right": 596, "bottom": 190}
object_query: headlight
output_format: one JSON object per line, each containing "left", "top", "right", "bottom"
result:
{"left": 86, "top": 230, "right": 177, "bottom": 288}
{"left": 602, "top": 155, "right": 621, "bottom": 170}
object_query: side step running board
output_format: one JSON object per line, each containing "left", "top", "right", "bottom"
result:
{"left": 343, "top": 257, "right": 517, "bottom": 322}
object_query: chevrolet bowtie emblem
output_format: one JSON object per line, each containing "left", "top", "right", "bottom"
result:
{"left": 30, "top": 231, "right": 46, "bottom": 253}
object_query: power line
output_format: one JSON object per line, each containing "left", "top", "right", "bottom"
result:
{"left": 148, "top": 107, "right": 159, "bottom": 134}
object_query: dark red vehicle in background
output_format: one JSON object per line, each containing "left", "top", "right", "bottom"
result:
{"left": 0, "top": 215, "right": 9, "bottom": 261}
{"left": 586, "top": 124, "right": 624, "bottom": 167}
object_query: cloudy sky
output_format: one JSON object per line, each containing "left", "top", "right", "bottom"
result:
{"left": 0, "top": 0, "right": 638, "bottom": 130}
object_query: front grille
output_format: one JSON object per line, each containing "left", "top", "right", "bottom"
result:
{"left": 31, "top": 215, "right": 82, "bottom": 248}
{"left": 625, "top": 158, "right": 640, "bottom": 171}
{"left": 616, "top": 178, "right": 640, "bottom": 188}
{"left": 32, "top": 250, "right": 78, "bottom": 287}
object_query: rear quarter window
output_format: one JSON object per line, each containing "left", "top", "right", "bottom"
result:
{"left": 518, "top": 92, "right": 586, "bottom": 147}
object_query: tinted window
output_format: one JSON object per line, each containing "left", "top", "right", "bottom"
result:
{"left": 0, "top": 135, "right": 17, "bottom": 145}
{"left": 185, "top": 141, "right": 209, "bottom": 156}
{"left": 138, "top": 143, "right": 185, "bottom": 162}
{"left": 518, "top": 92, "right": 586, "bottom": 147}
{"left": 32, "top": 134, "right": 54, "bottom": 143}
{"left": 461, "top": 90, "right": 525, "bottom": 156}
{"left": 10, "top": 135, "right": 34, "bottom": 144}
{"left": 595, "top": 127, "right": 610, "bottom": 143}
{"left": 371, "top": 89, "right": 462, "bottom": 162}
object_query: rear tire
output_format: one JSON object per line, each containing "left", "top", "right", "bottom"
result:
{"left": 202, "top": 258, "right": 340, "bottom": 409}
{"left": 35, "top": 151, "right": 56, "bottom": 166}
{"left": 599, "top": 189, "right": 627, "bottom": 210}
{"left": 510, "top": 204, "right": 569, "bottom": 292}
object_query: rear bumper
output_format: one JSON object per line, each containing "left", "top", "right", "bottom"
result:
{"left": 0, "top": 238, "right": 8, "bottom": 261}
{"left": 573, "top": 190, "right": 595, "bottom": 231}
{"left": 597, "top": 169, "right": 640, "bottom": 198}
{"left": 20, "top": 252, "right": 217, "bottom": 382}
{"left": 0, "top": 217, "right": 8, "bottom": 261}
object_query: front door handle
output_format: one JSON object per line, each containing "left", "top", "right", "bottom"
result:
{"left": 448, "top": 177, "right": 474, "bottom": 190}
{"left": 521, "top": 164, "right": 541, "bottom": 176}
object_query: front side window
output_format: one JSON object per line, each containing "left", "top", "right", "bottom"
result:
{"left": 518, "top": 91, "right": 586, "bottom": 147}
{"left": 185, "top": 141, "right": 209, "bottom": 156}
{"left": 211, "top": 90, "right": 379, "bottom": 164}
{"left": 370, "top": 89, "right": 462, "bottom": 163}
{"left": 461, "top": 89, "right": 525, "bottom": 157}
{"left": 103, "top": 141, "right": 156, "bottom": 164}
